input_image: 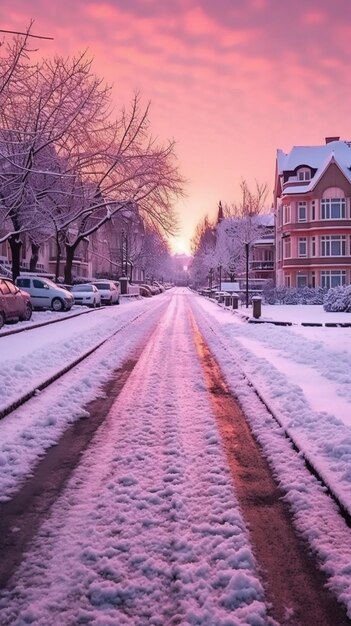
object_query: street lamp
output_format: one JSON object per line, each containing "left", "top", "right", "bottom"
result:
{"left": 245, "top": 241, "right": 249, "bottom": 308}
{"left": 208, "top": 267, "right": 213, "bottom": 290}
{"left": 120, "top": 230, "right": 128, "bottom": 277}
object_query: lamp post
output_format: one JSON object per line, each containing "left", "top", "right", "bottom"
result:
{"left": 208, "top": 267, "right": 213, "bottom": 290}
{"left": 124, "top": 234, "right": 129, "bottom": 277}
{"left": 245, "top": 241, "right": 249, "bottom": 308}
{"left": 219, "top": 265, "right": 222, "bottom": 292}
{"left": 120, "top": 230, "right": 129, "bottom": 276}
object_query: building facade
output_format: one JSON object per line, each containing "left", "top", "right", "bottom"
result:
{"left": 250, "top": 214, "right": 275, "bottom": 282}
{"left": 274, "top": 137, "right": 351, "bottom": 289}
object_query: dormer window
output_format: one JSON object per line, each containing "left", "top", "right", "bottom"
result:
{"left": 297, "top": 168, "right": 311, "bottom": 181}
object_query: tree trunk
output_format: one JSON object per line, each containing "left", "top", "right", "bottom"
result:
{"left": 29, "top": 243, "right": 40, "bottom": 272}
{"left": 9, "top": 236, "right": 22, "bottom": 281}
{"left": 55, "top": 234, "right": 62, "bottom": 283}
{"left": 64, "top": 245, "right": 75, "bottom": 285}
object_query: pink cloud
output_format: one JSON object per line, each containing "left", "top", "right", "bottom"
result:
{"left": 2, "top": 0, "right": 351, "bottom": 247}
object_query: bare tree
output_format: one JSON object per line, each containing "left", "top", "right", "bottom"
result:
{"left": 190, "top": 216, "right": 217, "bottom": 288}
{"left": 0, "top": 23, "right": 35, "bottom": 97}
{"left": 139, "top": 226, "right": 172, "bottom": 282}
{"left": 0, "top": 40, "right": 184, "bottom": 282}
{"left": 224, "top": 179, "right": 269, "bottom": 306}
{"left": 0, "top": 48, "right": 113, "bottom": 279}
{"left": 58, "top": 94, "right": 183, "bottom": 283}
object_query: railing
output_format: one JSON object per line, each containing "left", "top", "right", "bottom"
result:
{"left": 250, "top": 261, "right": 274, "bottom": 270}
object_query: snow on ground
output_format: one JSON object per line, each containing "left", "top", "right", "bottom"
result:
{"left": 190, "top": 294, "right": 351, "bottom": 616}
{"left": 193, "top": 297, "right": 351, "bottom": 511}
{"left": 0, "top": 300, "right": 157, "bottom": 411}
{"left": 256, "top": 304, "right": 351, "bottom": 325}
{"left": 0, "top": 296, "right": 167, "bottom": 499}
{"left": 1, "top": 289, "right": 351, "bottom": 623}
{"left": 0, "top": 304, "right": 93, "bottom": 336}
{"left": 0, "top": 290, "right": 269, "bottom": 626}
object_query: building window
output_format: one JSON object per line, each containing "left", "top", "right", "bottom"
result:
{"left": 298, "top": 202, "right": 307, "bottom": 222}
{"left": 285, "top": 275, "right": 291, "bottom": 287}
{"left": 298, "top": 237, "right": 307, "bottom": 257}
{"left": 321, "top": 270, "right": 346, "bottom": 289}
{"left": 283, "top": 237, "right": 291, "bottom": 258}
{"left": 321, "top": 198, "right": 346, "bottom": 220}
{"left": 311, "top": 271, "right": 316, "bottom": 288}
{"left": 297, "top": 275, "right": 307, "bottom": 288}
{"left": 283, "top": 204, "right": 290, "bottom": 224}
{"left": 297, "top": 169, "right": 311, "bottom": 181}
{"left": 320, "top": 235, "right": 346, "bottom": 256}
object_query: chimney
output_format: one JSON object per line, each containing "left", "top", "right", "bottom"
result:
{"left": 325, "top": 136, "right": 340, "bottom": 144}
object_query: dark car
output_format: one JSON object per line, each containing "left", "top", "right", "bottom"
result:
{"left": 0, "top": 277, "right": 33, "bottom": 329}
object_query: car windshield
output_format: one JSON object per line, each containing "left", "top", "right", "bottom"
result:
{"left": 72, "top": 285, "right": 93, "bottom": 292}
{"left": 94, "top": 283, "right": 110, "bottom": 290}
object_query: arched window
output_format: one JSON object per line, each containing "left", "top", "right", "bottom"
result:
{"left": 321, "top": 188, "right": 346, "bottom": 219}
{"left": 297, "top": 168, "right": 311, "bottom": 181}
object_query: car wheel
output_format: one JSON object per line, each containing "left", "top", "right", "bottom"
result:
{"left": 51, "top": 297, "right": 64, "bottom": 312}
{"left": 20, "top": 303, "right": 32, "bottom": 322}
{"left": 0, "top": 311, "right": 5, "bottom": 329}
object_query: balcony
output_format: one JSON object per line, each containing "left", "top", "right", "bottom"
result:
{"left": 250, "top": 261, "right": 274, "bottom": 271}
{"left": 283, "top": 257, "right": 351, "bottom": 267}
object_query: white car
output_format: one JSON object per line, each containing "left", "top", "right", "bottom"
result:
{"left": 15, "top": 276, "right": 74, "bottom": 311}
{"left": 92, "top": 281, "right": 120, "bottom": 305}
{"left": 71, "top": 284, "right": 101, "bottom": 308}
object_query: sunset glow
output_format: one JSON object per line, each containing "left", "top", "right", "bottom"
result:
{"left": 170, "top": 236, "right": 191, "bottom": 256}
{"left": 1, "top": 1, "right": 350, "bottom": 252}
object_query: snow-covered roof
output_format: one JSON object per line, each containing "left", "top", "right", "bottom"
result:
{"left": 252, "top": 213, "right": 274, "bottom": 226}
{"left": 282, "top": 184, "right": 313, "bottom": 195}
{"left": 277, "top": 140, "right": 351, "bottom": 194}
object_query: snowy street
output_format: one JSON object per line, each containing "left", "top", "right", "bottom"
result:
{"left": 0, "top": 289, "right": 351, "bottom": 625}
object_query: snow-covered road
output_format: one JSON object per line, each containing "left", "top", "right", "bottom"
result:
{"left": 0, "top": 290, "right": 269, "bottom": 625}
{"left": 1, "top": 289, "right": 351, "bottom": 625}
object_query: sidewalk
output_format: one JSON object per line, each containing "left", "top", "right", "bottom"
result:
{"left": 219, "top": 302, "right": 351, "bottom": 327}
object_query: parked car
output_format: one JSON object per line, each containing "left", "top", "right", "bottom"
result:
{"left": 0, "top": 277, "right": 32, "bottom": 328}
{"left": 15, "top": 276, "right": 74, "bottom": 311}
{"left": 92, "top": 281, "right": 120, "bottom": 305}
{"left": 153, "top": 281, "right": 165, "bottom": 292}
{"left": 71, "top": 283, "right": 101, "bottom": 308}
{"left": 139, "top": 284, "right": 153, "bottom": 297}
{"left": 148, "top": 284, "right": 161, "bottom": 295}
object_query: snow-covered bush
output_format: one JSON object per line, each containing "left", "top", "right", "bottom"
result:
{"left": 323, "top": 285, "right": 351, "bottom": 312}
{"left": 261, "top": 280, "right": 276, "bottom": 304}
{"left": 262, "top": 282, "right": 328, "bottom": 305}
{"left": 299, "top": 286, "right": 327, "bottom": 305}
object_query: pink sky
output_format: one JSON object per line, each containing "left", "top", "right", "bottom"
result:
{"left": 1, "top": 0, "right": 351, "bottom": 253}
